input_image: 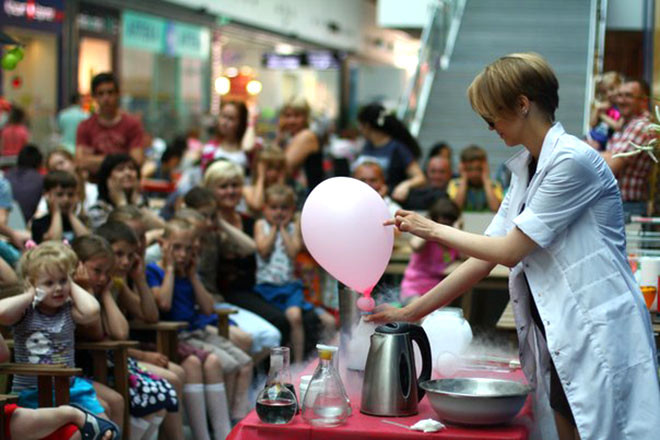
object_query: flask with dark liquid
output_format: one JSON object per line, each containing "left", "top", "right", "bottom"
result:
{"left": 256, "top": 347, "right": 298, "bottom": 424}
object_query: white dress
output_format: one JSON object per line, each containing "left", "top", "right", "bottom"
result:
{"left": 485, "top": 123, "right": 660, "bottom": 439}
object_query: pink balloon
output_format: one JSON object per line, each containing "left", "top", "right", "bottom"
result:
{"left": 301, "top": 177, "right": 394, "bottom": 293}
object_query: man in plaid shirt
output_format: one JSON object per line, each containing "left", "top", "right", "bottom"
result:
{"left": 602, "top": 78, "right": 654, "bottom": 221}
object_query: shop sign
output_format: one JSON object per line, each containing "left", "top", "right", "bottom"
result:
{"left": 78, "top": 12, "right": 118, "bottom": 35}
{"left": 122, "top": 10, "right": 209, "bottom": 59}
{"left": 122, "top": 10, "right": 164, "bottom": 53}
{"left": 262, "top": 50, "right": 343, "bottom": 70}
{"left": 3, "top": 0, "right": 64, "bottom": 22}
{"left": 169, "top": 22, "right": 209, "bottom": 59}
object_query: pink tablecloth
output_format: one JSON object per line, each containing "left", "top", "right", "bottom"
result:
{"left": 228, "top": 363, "right": 531, "bottom": 440}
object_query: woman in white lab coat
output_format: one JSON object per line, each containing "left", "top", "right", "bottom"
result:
{"left": 368, "top": 53, "right": 660, "bottom": 440}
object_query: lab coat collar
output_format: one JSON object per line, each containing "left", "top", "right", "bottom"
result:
{"left": 505, "top": 122, "right": 565, "bottom": 177}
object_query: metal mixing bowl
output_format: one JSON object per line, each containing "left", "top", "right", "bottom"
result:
{"left": 420, "top": 378, "right": 531, "bottom": 425}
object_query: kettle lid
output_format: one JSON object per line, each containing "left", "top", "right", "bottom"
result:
{"left": 375, "top": 322, "right": 416, "bottom": 334}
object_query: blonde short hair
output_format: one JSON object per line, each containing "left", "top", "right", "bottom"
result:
{"left": 467, "top": 52, "right": 559, "bottom": 122}
{"left": 265, "top": 184, "right": 296, "bottom": 208}
{"left": 203, "top": 160, "right": 244, "bottom": 187}
{"left": 163, "top": 218, "right": 195, "bottom": 239}
{"left": 257, "top": 146, "right": 286, "bottom": 169}
{"left": 281, "top": 96, "right": 311, "bottom": 119}
{"left": 19, "top": 241, "right": 78, "bottom": 285}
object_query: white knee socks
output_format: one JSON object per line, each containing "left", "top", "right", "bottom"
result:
{"left": 205, "top": 383, "right": 232, "bottom": 440}
{"left": 143, "top": 415, "right": 164, "bottom": 440}
{"left": 183, "top": 384, "right": 211, "bottom": 440}
{"left": 129, "top": 417, "right": 150, "bottom": 440}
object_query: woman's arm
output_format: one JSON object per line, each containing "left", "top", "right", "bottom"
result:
{"left": 285, "top": 129, "right": 319, "bottom": 176}
{"left": 392, "top": 161, "right": 426, "bottom": 202}
{"left": 368, "top": 257, "right": 496, "bottom": 323}
{"left": 409, "top": 235, "right": 426, "bottom": 252}
{"left": 244, "top": 163, "right": 266, "bottom": 212}
{"left": 218, "top": 218, "right": 257, "bottom": 256}
{"left": 389, "top": 210, "right": 537, "bottom": 268}
{"left": 254, "top": 219, "right": 277, "bottom": 258}
{"left": 69, "top": 281, "right": 101, "bottom": 325}
{"left": 0, "top": 291, "right": 33, "bottom": 326}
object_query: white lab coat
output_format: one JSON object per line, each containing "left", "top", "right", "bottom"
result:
{"left": 485, "top": 123, "right": 660, "bottom": 439}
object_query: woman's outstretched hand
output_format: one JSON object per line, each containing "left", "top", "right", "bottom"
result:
{"left": 384, "top": 210, "right": 439, "bottom": 241}
{"left": 364, "top": 303, "right": 414, "bottom": 324}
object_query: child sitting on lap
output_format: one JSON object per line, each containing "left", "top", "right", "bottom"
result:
{"left": 254, "top": 184, "right": 335, "bottom": 363}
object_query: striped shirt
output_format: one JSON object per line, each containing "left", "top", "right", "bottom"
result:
{"left": 11, "top": 302, "right": 75, "bottom": 393}
{"left": 607, "top": 112, "right": 655, "bottom": 202}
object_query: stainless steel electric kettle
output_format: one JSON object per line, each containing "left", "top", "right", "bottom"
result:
{"left": 360, "top": 322, "right": 432, "bottom": 416}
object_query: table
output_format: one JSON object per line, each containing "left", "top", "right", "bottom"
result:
{"left": 228, "top": 365, "right": 531, "bottom": 440}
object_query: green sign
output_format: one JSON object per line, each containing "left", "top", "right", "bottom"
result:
{"left": 122, "top": 10, "right": 209, "bottom": 59}
{"left": 122, "top": 11, "right": 164, "bottom": 53}
{"left": 172, "top": 22, "right": 210, "bottom": 59}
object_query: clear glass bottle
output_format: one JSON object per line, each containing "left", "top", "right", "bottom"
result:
{"left": 302, "top": 344, "right": 350, "bottom": 427}
{"left": 256, "top": 347, "right": 297, "bottom": 424}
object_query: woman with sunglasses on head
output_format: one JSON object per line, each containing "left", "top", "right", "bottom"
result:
{"left": 367, "top": 53, "right": 660, "bottom": 440}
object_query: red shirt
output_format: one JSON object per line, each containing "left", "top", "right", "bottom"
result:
{"left": 606, "top": 111, "right": 655, "bottom": 202}
{"left": 76, "top": 113, "right": 144, "bottom": 155}
{"left": 1, "top": 124, "right": 29, "bottom": 156}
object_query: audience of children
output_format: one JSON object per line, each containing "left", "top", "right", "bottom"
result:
{"left": 0, "top": 95, "right": 522, "bottom": 439}
{"left": 400, "top": 199, "right": 462, "bottom": 304}
{"left": 447, "top": 145, "right": 503, "bottom": 212}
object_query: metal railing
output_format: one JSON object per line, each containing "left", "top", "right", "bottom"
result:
{"left": 397, "top": 0, "right": 466, "bottom": 137}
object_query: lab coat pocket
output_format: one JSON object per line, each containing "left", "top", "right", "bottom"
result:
{"left": 591, "top": 293, "right": 649, "bottom": 371}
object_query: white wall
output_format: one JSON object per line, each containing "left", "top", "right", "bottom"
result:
{"left": 377, "top": 0, "right": 435, "bottom": 28}
{"left": 607, "top": 0, "right": 647, "bottom": 30}
{"left": 166, "top": 0, "right": 364, "bottom": 50}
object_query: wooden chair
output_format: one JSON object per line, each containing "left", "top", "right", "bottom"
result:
{"left": 76, "top": 340, "right": 139, "bottom": 438}
{"left": 0, "top": 363, "right": 81, "bottom": 408}
{"left": 214, "top": 307, "right": 238, "bottom": 339}
{"left": 130, "top": 320, "right": 187, "bottom": 362}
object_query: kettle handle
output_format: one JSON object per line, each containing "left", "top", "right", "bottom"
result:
{"left": 409, "top": 324, "right": 432, "bottom": 401}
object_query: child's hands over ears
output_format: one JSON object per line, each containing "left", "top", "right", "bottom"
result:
{"left": 73, "top": 263, "right": 91, "bottom": 291}
{"left": 162, "top": 242, "right": 174, "bottom": 271}
{"left": 481, "top": 159, "right": 491, "bottom": 183}
{"left": 129, "top": 252, "right": 145, "bottom": 281}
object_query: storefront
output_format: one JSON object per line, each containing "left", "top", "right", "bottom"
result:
{"left": 215, "top": 25, "right": 343, "bottom": 138}
{"left": 0, "top": 0, "right": 65, "bottom": 147}
{"left": 119, "top": 9, "right": 211, "bottom": 141}
{"left": 76, "top": 2, "right": 119, "bottom": 98}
